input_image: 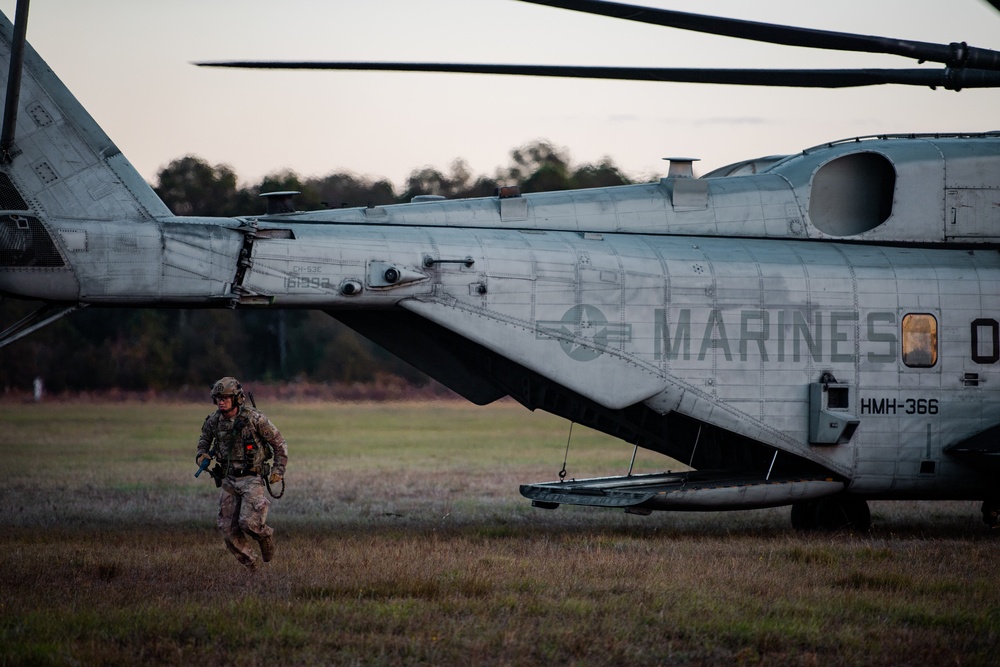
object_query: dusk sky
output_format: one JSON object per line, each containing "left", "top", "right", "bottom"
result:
{"left": 3, "top": 0, "right": 999, "bottom": 188}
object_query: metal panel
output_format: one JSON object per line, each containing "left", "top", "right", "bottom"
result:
{"left": 945, "top": 188, "right": 1000, "bottom": 238}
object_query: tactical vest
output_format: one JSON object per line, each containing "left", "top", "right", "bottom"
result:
{"left": 212, "top": 409, "right": 271, "bottom": 471}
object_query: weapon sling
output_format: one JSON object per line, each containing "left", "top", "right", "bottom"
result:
{"left": 249, "top": 391, "right": 285, "bottom": 499}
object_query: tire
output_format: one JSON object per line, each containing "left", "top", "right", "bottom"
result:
{"left": 790, "top": 500, "right": 819, "bottom": 531}
{"left": 815, "top": 497, "right": 871, "bottom": 532}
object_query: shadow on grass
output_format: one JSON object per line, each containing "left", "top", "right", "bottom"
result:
{"left": 7, "top": 499, "right": 988, "bottom": 542}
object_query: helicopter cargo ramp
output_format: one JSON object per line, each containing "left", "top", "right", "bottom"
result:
{"left": 520, "top": 472, "right": 845, "bottom": 513}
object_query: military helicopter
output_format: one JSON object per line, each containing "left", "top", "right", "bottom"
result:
{"left": 2, "top": 0, "right": 1000, "bottom": 531}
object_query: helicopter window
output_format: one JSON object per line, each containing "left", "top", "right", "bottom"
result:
{"left": 901, "top": 314, "right": 937, "bottom": 368}
{"left": 808, "top": 152, "right": 896, "bottom": 236}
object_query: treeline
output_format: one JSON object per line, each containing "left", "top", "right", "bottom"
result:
{"left": 157, "top": 140, "right": 632, "bottom": 216}
{"left": 0, "top": 141, "right": 634, "bottom": 394}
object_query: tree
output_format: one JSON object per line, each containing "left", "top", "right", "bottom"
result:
{"left": 309, "top": 172, "right": 396, "bottom": 209}
{"left": 399, "top": 159, "right": 499, "bottom": 202}
{"left": 572, "top": 158, "right": 632, "bottom": 189}
{"left": 154, "top": 156, "right": 246, "bottom": 217}
{"left": 501, "top": 140, "right": 571, "bottom": 192}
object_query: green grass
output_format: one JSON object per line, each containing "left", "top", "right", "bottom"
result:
{"left": 1, "top": 400, "right": 998, "bottom": 666}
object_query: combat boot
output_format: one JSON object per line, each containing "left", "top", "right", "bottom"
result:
{"left": 259, "top": 534, "right": 275, "bottom": 562}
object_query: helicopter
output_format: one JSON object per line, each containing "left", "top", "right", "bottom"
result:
{"left": 2, "top": 0, "right": 1000, "bottom": 531}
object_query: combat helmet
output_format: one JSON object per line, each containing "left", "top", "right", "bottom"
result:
{"left": 211, "top": 376, "right": 245, "bottom": 407}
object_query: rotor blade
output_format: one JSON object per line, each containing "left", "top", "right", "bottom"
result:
{"left": 195, "top": 61, "right": 1000, "bottom": 90}
{"left": 514, "top": 0, "right": 1000, "bottom": 71}
{"left": 1, "top": 0, "right": 30, "bottom": 163}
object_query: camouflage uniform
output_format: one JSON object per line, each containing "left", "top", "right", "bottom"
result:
{"left": 197, "top": 382, "right": 288, "bottom": 569}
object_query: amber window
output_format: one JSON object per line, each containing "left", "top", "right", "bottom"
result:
{"left": 902, "top": 313, "right": 937, "bottom": 368}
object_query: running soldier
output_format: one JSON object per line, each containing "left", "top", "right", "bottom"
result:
{"left": 196, "top": 377, "right": 288, "bottom": 569}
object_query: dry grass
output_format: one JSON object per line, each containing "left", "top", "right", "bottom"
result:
{"left": 1, "top": 401, "right": 998, "bottom": 666}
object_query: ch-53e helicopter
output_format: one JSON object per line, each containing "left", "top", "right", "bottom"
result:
{"left": 2, "top": 0, "right": 1000, "bottom": 532}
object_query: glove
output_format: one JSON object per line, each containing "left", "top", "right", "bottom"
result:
{"left": 196, "top": 453, "right": 211, "bottom": 466}
{"left": 269, "top": 471, "right": 283, "bottom": 485}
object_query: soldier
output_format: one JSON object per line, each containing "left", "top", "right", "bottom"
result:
{"left": 196, "top": 377, "right": 288, "bottom": 569}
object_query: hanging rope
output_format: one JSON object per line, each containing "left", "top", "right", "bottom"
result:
{"left": 559, "top": 422, "right": 574, "bottom": 480}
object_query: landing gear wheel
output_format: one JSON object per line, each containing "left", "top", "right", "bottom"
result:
{"left": 845, "top": 498, "right": 872, "bottom": 532}
{"left": 816, "top": 497, "right": 871, "bottom": 531}
{"left": 790, "top": 500, "right": 819, "bottom": 531}
{"left": 790, "top": 497, "right": 871, "bottom": 532}
{"left": 982, "top": 499, "right": 1000, "bottom": 529}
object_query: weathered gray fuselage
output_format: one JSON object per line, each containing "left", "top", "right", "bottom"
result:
{"left": 4, "top": 135, "right": 1000, "bottom": 501}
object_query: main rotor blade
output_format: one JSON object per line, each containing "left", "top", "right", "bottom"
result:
{"left": 514, "top": 0, "right": 1000, "bottom": 71}
{"left": 196, "top": 61, "right": 1000, "bottom": 90}
{"left": 1, "top": 0, "right": 30, "bottom": 163}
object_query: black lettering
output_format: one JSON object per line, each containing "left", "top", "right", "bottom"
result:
{"left": 862, "top": 397, "right": 939, "bottom": 416}
{"left": 830, "top": 311, "right": 857, "bottom": 363}
{"left": 654, "top": 308, "right": 691, "bottom": 361}
{"left": 793, "top": 311, "right": 822, "bottom": 362}
{"left": 740, "top": 311, "right": 769, "bottom": 362}
{"left": 699, "top": 310, "right": 732, "bottom": 361}
{"left": 971, "top": 318, "right": 1000, "bottom": 364}
{"left": 867, "top": 312, "right": 897, "bottom": 363}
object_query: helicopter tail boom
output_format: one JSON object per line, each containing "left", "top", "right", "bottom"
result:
{"left": 0, "top": 9, "right": 243, "bottom": 312}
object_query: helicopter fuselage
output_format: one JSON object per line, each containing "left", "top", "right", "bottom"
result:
{"left": 4, "top": 134, "right": 1000, "bottom": 504}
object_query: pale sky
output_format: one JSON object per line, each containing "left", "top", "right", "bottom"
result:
{"left": 2, "top": 0, "right": 999, "bottom": 189}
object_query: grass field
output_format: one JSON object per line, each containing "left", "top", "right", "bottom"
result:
{"left": 1, "top": 399, "right": 998, "bottom": 666}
